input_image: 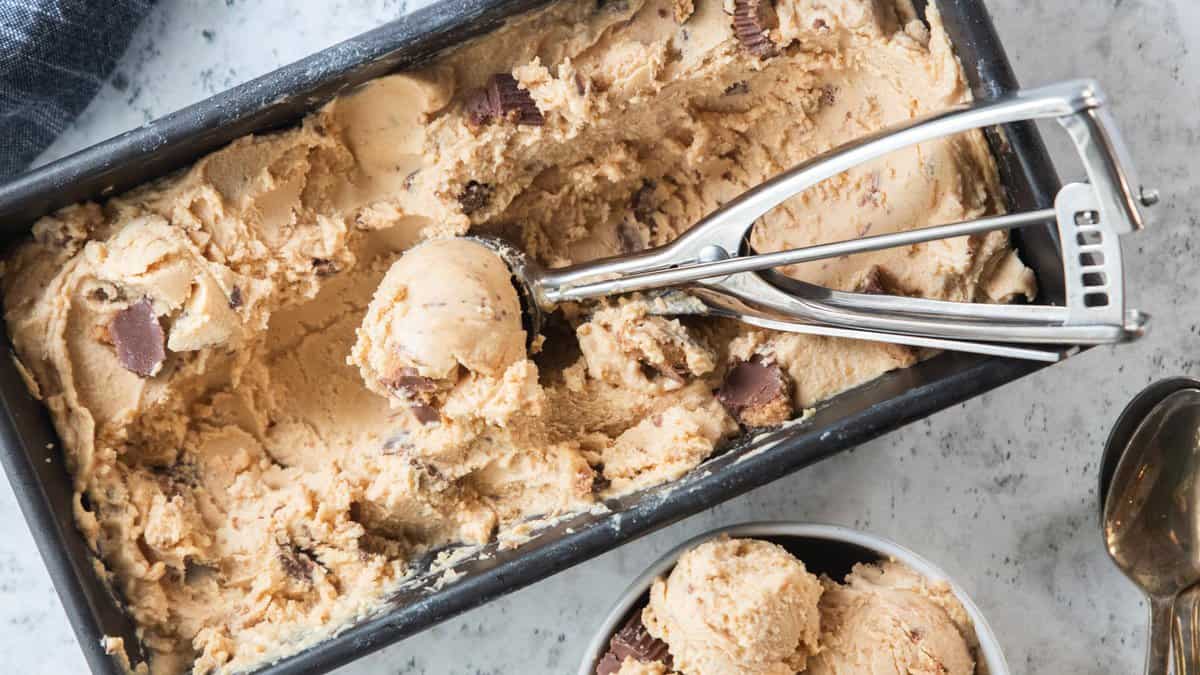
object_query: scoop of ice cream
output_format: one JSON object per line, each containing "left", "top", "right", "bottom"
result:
{"left": 642, "top": 536, "right": 823, "bottom": 675}
{"left": 807, "top": 560, "right": 976, "bottom": 675}
{"left": 351, "top": 238, "right": 527, "bottom": 405}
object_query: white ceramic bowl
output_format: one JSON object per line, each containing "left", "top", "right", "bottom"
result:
{"left": 578, "top": 522, "right": 1010, "bottom": 675}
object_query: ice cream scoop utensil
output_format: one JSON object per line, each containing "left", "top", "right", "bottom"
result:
{"left": 1101, "top": 386, "right": 1200, "bottom": 675}
{"left": 478, "top": 79, "right": 1151, "bottom": 363}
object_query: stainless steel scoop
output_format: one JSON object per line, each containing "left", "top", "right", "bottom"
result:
{"left": 474, "top": 79, "right": 1153, "bottom": 362}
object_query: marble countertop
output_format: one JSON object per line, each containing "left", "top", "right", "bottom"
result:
{"left": 1, "top": 0, "right": 1196, "bottom": 673}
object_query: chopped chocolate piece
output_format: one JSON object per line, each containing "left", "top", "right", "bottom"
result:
{"left": 813, "top": 17, "right": 828, "bottom": 31}
{"left": 110, "top": 298, "right": 165, "bottom": 378}
{"left": 312, "top": 258, "right": 340, "bottom": 276}
{"left": 595, "top": 651, "right": 624, "bottom": 675}
{"left": 89, "top": 284, "right": 121, "bottom": 303}
{"left": 599, "top": 610, "right": 672, "bottom": 671}
{"left": 591, "top": 472, "right": 612, "bottom": 494}
{"left": 386, "top": 367, "right": 438, "bottom": 394}
{"left": 228, "top": 286, "right": 243, "bottom": 309}
{"left": 632, "top": 180, "right": 657, "bottom": 224}
{"left": 575, "top": 72, "right": 590, "bottom": 96}
{"left": 733, "top": 0, "right": 779, "bottom": 58}
{"left": 493, "top": 74, "right": 544, "bottom": 125}
{"left": 459, "top": 181, "right": 494, "bottom": 215}
{"left": 464, "top": 86, "right": 496, "bottom": 127}
{"left": 717, "top": 358, "right": 793, "bottom": 427}
{"left": 853, "top": 265, "right": 902, "bottom": 296}
{"left": 465, "top": 74, "right": 544, "bottom": 127}
{"left": 277, "top": 544, "right": 315, "bottom": 581}
{"left": 411, "top": 404, "right": 440, "bottom": 425}
{"left": 724, "top": 80, "right": 750, "bottom": 96}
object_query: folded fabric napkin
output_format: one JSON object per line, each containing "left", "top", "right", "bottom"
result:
{"left": 0, "top": 0, "right": 153, "bottom": 179}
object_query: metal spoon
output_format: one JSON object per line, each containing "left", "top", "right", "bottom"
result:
{"left": 1174, "top": 584, "right": 1200, "bottom": 674}
{"left": 1101, "top": 381, "right": 1200, "bottom": 674}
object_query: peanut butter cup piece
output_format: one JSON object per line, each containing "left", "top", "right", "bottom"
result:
{"left": 411, "top": 404, "right": 440, "bottom": 425}
{"left": 717, "top": 358, "right": 793, "bottom": 427}
{"left": 466, "top": 74, "right": 544, "bottom": 127}
{"left": 733, "top": 0, "right": 778, "bottom": 58}
{"left": 385, "top": 367, "right": 438, "bottom": 395}
{"left": 110, "top": 298, "right": 165, "bottom": 378}
{"left": 595, "top": 611, "right": 672, "bottom": 674}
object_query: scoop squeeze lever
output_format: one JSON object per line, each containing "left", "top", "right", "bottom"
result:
{"left": 474, "top": 79, "right": 1151, "bottom": 363}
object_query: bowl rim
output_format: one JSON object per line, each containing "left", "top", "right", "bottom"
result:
{"left": 576, "top": 520, "right": 1010, "bottom": 675}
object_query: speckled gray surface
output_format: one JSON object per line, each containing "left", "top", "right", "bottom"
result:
{"left": 0, "top": 0, "right": 1195, "bottom": 673}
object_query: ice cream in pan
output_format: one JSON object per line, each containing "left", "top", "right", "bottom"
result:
{"left": 2, "top": 0, "right": 1034, "bottom": 671}
{"left": 594, "top": 536, "right": 979, "bottom": 675}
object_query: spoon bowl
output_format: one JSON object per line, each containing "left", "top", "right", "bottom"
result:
{"left": 1100, "top": 377, "right": 1200, "bottom": 511}
{"left": 1102, "top": 382, "right": 1200, "bottom": 674}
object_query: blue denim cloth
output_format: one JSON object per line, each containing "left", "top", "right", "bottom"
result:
{"left": 0, "top": 0, "right": 153, "bottom": 179}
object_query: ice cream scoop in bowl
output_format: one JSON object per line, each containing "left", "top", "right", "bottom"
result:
{"left": 579, "top": 522, "right": 1009, "bottom": 675}
{"left": 471, "top": 78, "right": 1151, "bottom": 366}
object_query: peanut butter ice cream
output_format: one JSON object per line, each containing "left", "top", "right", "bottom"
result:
{"left": 807, "top": 561, "right": 979, "bottom": 675}
{"left": 595, "top": 539, "right": 980, "bottom": 675}
{"left": 2, "top": 0, "right": 1031, "bottom": 671}
{"left": 641, "top": 536, "right": 823, "bottom": 675}
{"left": 350, "top": 238, "right": 529, "bottom": 425}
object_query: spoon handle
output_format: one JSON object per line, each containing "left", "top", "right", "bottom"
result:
{"left": 1148, "top": 595, "right": 1173, "bottom": 675}
{"left": 1174, "top": 587, "right": 1200, "bottom": 674}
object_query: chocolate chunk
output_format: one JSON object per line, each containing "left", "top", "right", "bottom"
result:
{"left": 228, "top": 286, "right": 243, "bottom": 309}
{"left": 385, "top": 367, "right": 438, "bottom": 394}
{"left": 717, "top": 358, "right": 793, "bottom": 427}
{"left": 853, "top": 265, "right": 902, "bottom": 296}
{"left": 575, "top": 72, "right": 590, "bottom": 96}
{"left": 733, "top": 0, "right": 779, "bottom": 58}
{"left": 632, "top": 180, "right": 657, "bottom": 224}
{"left": 591, "top": 472, "right": 612, "bottom": 494}
{"left": 459, "top": 180, "right": 494, "bottom": 215}
{"left": 595, "top": 611, "right": 672, "bottom": 674}
{"left": 723, "top": 80, "right": 750, "bottom": 96}
{"left": 465, "top": 74, "right": 544, "bottom": 127}
{"left": 278, "top": 544, "right": 315, "bottom": 581}
{"left": 595, "top": 652, "right": 625, "bottom": 675}
{"left": 110, "top": 298, "right": 165, "bottom": 378}
{"left": 312, "top": 258, "right": 340, "bottom": 276}
{"left": 411, "top": 405, "right": 440, "bottom": 425}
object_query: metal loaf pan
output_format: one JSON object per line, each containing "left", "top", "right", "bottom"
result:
{"left": 0, "top": 0, "right": 1061, "bottom": 673}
